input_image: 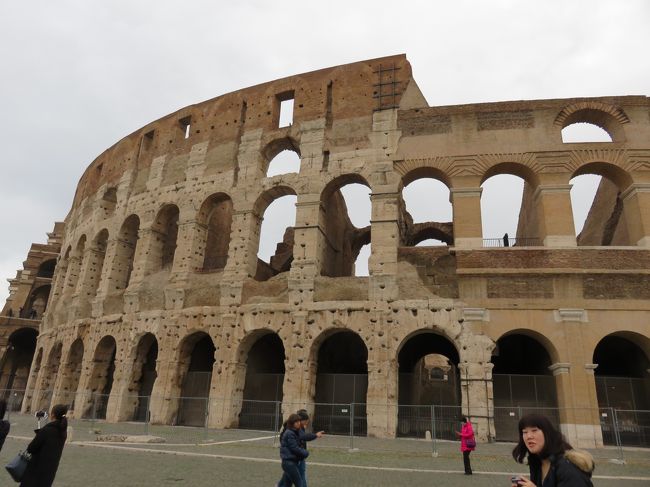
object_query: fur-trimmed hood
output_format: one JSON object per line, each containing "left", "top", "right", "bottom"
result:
{"left": 565, "top": 449, "right": 595, "bottom": 474}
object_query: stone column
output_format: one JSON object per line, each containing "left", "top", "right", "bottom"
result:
{"left": 458, "top": 361, "right": 493, "bottom": 442}
{"left": 92, "top": 236, "right": 121, "bottom": 317}
{"left": 369, "top": 189, "right": 400, "bottom": 302}
{"left": 451, "top": 187, "right": 483, "bottom": 248}
{"left": 72, "top": 244, "right": 106, "bottom": 319}
{"left": 535, "top": 184, "right": 576, "bottom": 247}
{"left": 210, "top": 360, "right": 246, "bottom": 429}
{"left": 621, "top": 183, "right": 650, "bottom": 247}
{"left": 221, "top": 208, "right": 261, "bottom": 306}
{"left": 105, "top": 357, "right": 133, "bottom": 422}
{"left": 148, "top": 354, "right": 180, "bottom": 424}
{"left": 288, "top": 194, "right": 323, "bottom": 305}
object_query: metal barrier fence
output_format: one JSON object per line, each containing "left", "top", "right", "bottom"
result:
{"left": 2, "top": 389, "right": 649, "bottom": 456}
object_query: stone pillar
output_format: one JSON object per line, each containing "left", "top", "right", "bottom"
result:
{"left": 210, "top": 360, "right": 246, "bottom": 429}
{"left": 105, "top": 357, "right": 132, "bottom": 422}
{"left": 288, "top": 194, "right": 323, "bottom": 305}
{"left": 621, "top": 183, "right": 650, "bottom": 247}
{"left": 535, "top": 184, "right": 576, "bottom": 247}
{"left": 451, "top": 187, "right": 483, "bottom": 248}
{"left": 92, "top": 237, "right": 121, "bottom": 317}
{"left": 369, "top": 189, "right": 400, "bottom": 301}
{"left": 366, "top": 358, "right": 397, "bottom": 438}
{"left": 458, "top": 361, "right": 493, "bottom": 442}
{"left": 221, "top": 208, "right": 261, "bottom": 306}
{"left": 72, "top": 244, "right": 106, "bottom": 319}
{"left": 148, "top": 355, "right": 180, "bottom": 424}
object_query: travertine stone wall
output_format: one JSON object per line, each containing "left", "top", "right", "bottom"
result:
{"left": 8, "top": 55, "right": 650, "bottom": 447}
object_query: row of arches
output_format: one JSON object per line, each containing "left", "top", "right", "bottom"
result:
{"left": 17, "top": 326, "right": 649, "bottom": 441}
{"left": 55, "top": 158, "right": 647, "bottom": 318}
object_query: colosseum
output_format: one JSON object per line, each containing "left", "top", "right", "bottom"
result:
{"left": 1, "top": 54, "right": 649, "bottom": 448}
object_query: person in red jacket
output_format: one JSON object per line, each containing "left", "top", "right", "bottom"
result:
{"left": 456, "top": 416, "right": 476, "bottom": 475}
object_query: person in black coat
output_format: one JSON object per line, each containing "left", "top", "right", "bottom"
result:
{"left": 511, "top": 413, "right": 594, "bottom": 487}
{"left": 0, "top": 399, "right": 10, "bottom": 451}
{"left": 277, "top": 413, "right": 309, "bottom": 487}
{"left": 20, "top": 404, "right": 68, "bottom": 487}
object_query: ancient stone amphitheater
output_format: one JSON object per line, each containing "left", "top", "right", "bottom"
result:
{"left": 2, "top": 54, "right": 649, "bottom": 447}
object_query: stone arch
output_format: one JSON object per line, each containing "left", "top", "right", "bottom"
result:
{"left": 175, "top": 331, "right": 216, "bottom": 426}
{"left": 83, "top": 335, "right": 117, "bottom": 419}
{"left": 149, "top": 203, "right": 180, "bottom": 273}
{"left": 264, "top": 137, "right": 301, "bottom": 177}
{"left": 253, "top": 186, "right": 297, "bottom": 281}
{"left": 570, "top": 162, "right": 635, "bottom": 246}
{"left": 407, "top": 223, "right": 453, "bottom": 246}
{"left": 57, "top": 338, "right": 84, "bottom": 408}
{"left": 111, "top": 214, "right": 140, "bottom": 291}
{"left": 125, "top": 332, "right": 159, "bottom": 421}
{"left": 82, "top": 228, "right": 109, "bottom": 306}
{"left": 396, "top": 329, "right": 461, "bottom": 439}
{"left": 236, "top": 329, "right": 286, "bottom": 430}
{"left": 197, "top": 193, "right": 233, "bottom": 271}
{"left": 23, "top": 346, "right": 43, "bottom": 413}
{"left": 400, "top": 166, "right": 452, "bottom": 189}
{"left": 36, "top": 259, "right": 56, "bottom": 278}
{"left": 64, "top": 235, "right": 87, "bottom": 297}
{"left": 319, "top": 174, "right": 372, "bottom": 277}
{"left": 0, "top": 328, "right": 37, "bottom": 408}
{"left": 554, "top": 102, "right": 630, "bottom": 142}
{"left": 25, "top": 285, "right": 51, "bottom": 319}
{"left": 36, "top": 341, "right": 63, "bottom": 411}
{"left": 480, "top": 161, "right": 540, "bottom": 188}
{"left": 311, "top": 328, "right": 369, "bottom": 434}
{"left": 490, "top": 330, "right": 560, "bottom": 440}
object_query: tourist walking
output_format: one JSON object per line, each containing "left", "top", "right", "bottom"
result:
{"left": 511, "top": 413, "right": 594, "bottom": 487}
{"left": 0, "top": 399, "right": 10, "bottom": 451}
{"left": 277, "top": 413, "right": 309, "bottom": 487}
{"left": 456, "top": 416, "right": 475, "bottom": 475}
{"left": 19, "top": 404, "right": 69, "bottom": 487}
{"left": 278, "top": 409, "right": 324, "bottom": 487}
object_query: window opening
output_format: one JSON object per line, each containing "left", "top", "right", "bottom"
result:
{"left": 179, "top": 116, "right": 191, "bottom": 140}
{"left": 402, "top": 178, "right": 451, "bottom": 223}
{"left": 266, "top": 150, "right": 301, "bottom": 177}
{"left": 570, "top": 174, "right": 602, "bottom": 237}
{"left": 257, "top": 195, "right": 297, "bottom": 263}
{"left": 354, "top": 243, "right": 370, "bottom": 276}
{"left": 481, "top": 174, "right": 525, "bottom": 246}
{"left": 277, "top": 92, "right": 294, "bottom": 128}
{"left": 562, "top": 123, "right": 612, "bottom": 143}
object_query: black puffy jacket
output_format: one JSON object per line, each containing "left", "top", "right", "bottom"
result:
{"left": 529, "top": 449, "right": 595, "bottom": 487}
{"left": 279, "top": 427, "right": 309, "bottom": 462}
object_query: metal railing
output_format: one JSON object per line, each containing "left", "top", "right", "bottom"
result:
{"left": 3, "top": 389, "right": 650, "bottom": 456}
{"left": 483, "top": 237, "right": 542, "bottom": 247}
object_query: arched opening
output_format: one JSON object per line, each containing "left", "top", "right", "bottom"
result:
{"left": 111, "top": 215, "right": 140, "bottom": 291}
{"left": 239, "top": 333, "right": 286, "bottom": 430}
{"left": 58, "top": 338, "right": 84, "bottom": 408}
{"left": 36, "top": 342, "right": 62, "bottom": 411}
{"left": 100, "top": 187, "right": 118, "bottom": 217}
{"left": 83, "top": 229, "right": 109, "bottom": 301}
{"left": 401, "top": 172, "right": 453, "bottom": 247}
{"left": 571, "top": 163, "right": 633, "bottom": 246}
{"left": 177, "top": 332, "right": 215, "bottom": 427}
{"left": 481, "top": 174, "right": 528, "bottom": 247}
{"left": 129, "top": 333, "right": 158, "bottom": 421}
{"left": 25, "top": 285, "right": 51, "bottom": 320}
{"left": 65, "top": 236, "right": 86, "bottom": 297}
{"left": 397, "top": 331, "right": 460, "bottom": 439}
{"left": 491, "top": 333, "right": 558, "bottom": 441}
{"left": 313, "top": 331, "right": 368, "bottom": 435}
{"left": 266, "top": 149, "right": 301, "bottom": 177}
{"left": 198, "top": 194, "right": 233, "bottom": 271}
{"left": 255, "top": 189, "right": 297, "bottom": 281}
{"left": 320, "top": 177, "right": 371, "bottom": 277}
{"left": 23, "top": 347, "right": 43, "bottom": 413}
{"left": 594, "top": 333, "right": 650, "bottom": 446}
{"left": 562, "top": 122, "right": 613, "bottom": 143}
{"left": 36, "top": 259, "right": 56, "bottom": 278}
{"left": 0, "top": 328, "right": 37, "bottom": 409}
{"left": 149, "top": 204, "right": 180, "bottom": 273}
{"left": 84, "top": 336, "right": 117, "bottom": 419}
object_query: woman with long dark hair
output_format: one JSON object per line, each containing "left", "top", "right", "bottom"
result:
{"left": 276, "top": 413, "right": 309, "bottom": 487}
{"left": 20, "top": 404, "right": 69, "bottom": 487}
{"left": 511, "top": 414, "right": 594, "bottom": 487}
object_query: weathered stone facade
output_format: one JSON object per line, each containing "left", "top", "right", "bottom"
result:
{"left": 4, "top": 55, "right": 650, "bottom": 447}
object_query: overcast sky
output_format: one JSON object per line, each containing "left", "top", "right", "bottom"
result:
{"left": 1, "top": 1, "right": 649, "bottom": 305}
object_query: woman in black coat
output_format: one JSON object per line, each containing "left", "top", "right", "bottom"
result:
{"left": 20, "top": 404, "right": 68, "bottom": 487}
{"left": 0, "top": 400, "right": 10, "bottom": 451}
{"left": 511, "top": 413, "right": 594, "bottom": 487}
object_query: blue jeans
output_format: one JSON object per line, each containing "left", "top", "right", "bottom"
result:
{"left": 280, "top": 459, "right": 304, "bottom": 487}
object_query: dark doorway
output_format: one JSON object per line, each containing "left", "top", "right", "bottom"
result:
{"left": 133, "top": 334, "right": 158, "bottom": 422}
{"left": 313, "top": 331, "right": 368, "bottom": 435}
{"left": 492, "top": 334, "right": 558, "bottom": 441}
{"left": 84, "top": 336, "right": 117, "bottom": 419}
{"left": 239, "top": 333, "right": 285, "bottom": 431}
{"left": 178, "top": 334, "right": 215, "bottom": 427}
{"left": 397, "top": 332, "right": 460, "bottom": 439}
{"left": 0, "top": 328, "right": 37, "bottom": 410}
